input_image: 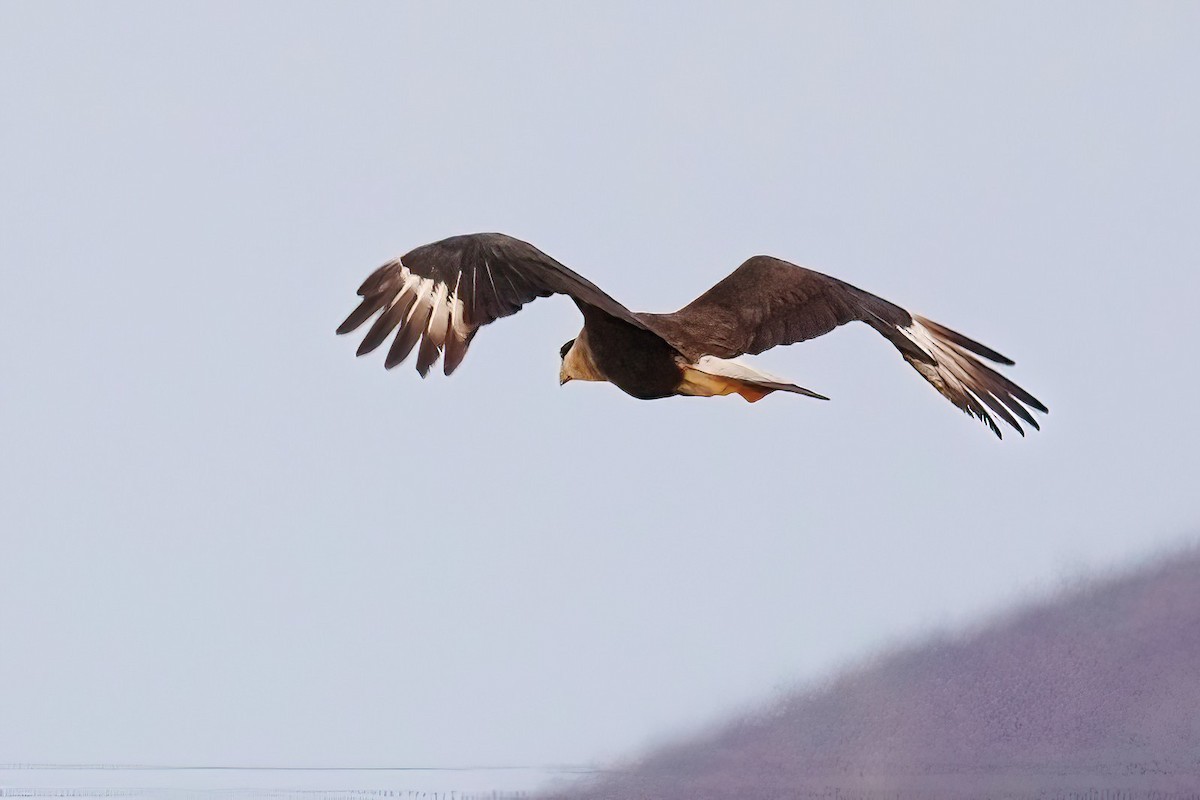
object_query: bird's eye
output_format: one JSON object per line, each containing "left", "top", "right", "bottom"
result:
{"left": 559, "top": 339, "right": 575, "bottom": 359}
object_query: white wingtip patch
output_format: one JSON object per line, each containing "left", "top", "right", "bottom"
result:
{"left": 893, "top": 319, "right": 938, "bottom": 363}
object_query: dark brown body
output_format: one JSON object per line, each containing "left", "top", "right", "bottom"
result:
{"left": 578, "top": 305, "right": 682, "bottom": 400}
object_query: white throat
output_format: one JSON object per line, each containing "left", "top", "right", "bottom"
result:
{"left": 560, "top": 336, "right": 606, "bottom": 383}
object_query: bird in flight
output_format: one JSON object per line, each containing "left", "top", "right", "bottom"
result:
{"left": 337, "top": 233, "right": 1046, "bottom": 438}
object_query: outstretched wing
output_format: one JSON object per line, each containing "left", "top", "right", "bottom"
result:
{"left": 659, "top": 256, "right": 1047, "bottom": 438}
{"left": 337, "top": 233, "right": 645, "bottom": 376}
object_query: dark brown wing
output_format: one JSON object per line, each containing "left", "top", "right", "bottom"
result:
{"left": 654, "top": 256, "right": 1047, "bottom": 438}
{"left": 656, "top": 256, "right": 916, "bottom": 359}
{"left": 337, "top": 233, "right": 645, "bottom": 376}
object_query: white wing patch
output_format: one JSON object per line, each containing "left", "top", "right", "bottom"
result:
{"left": 891, "top": 320, "right": 938, "bottom": 363}
{"left": 348, "top": 259, "right": 470, "bottom": 376}
{"left": 892, "top": 316, "right": 1044, "bottom": 437}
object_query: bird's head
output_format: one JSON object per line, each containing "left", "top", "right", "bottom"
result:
{"left": 559, "top": 332, "right": 605, "bottom": 385}
{"left": 558, "top": 338, "right": 576, "bottom": 385}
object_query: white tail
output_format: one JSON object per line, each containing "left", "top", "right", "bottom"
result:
{"left": 678, "top": 356, "right": 828, "bottom": 403}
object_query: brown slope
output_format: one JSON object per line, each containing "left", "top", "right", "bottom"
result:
{"left": 543, "top": 547, "right": 1200, "bottom": 799}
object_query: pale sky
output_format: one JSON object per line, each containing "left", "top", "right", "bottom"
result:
{"left": 2, "top": 1, "right": 1199, "bottom": 794}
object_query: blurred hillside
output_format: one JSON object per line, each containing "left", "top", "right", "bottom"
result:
{"left": 546, "top": 548, "right": 1200, "bottom": 799}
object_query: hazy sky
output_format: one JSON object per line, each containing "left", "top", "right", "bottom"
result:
{"left": 3, "top": 1, "right": 1199, "bottom": 793}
